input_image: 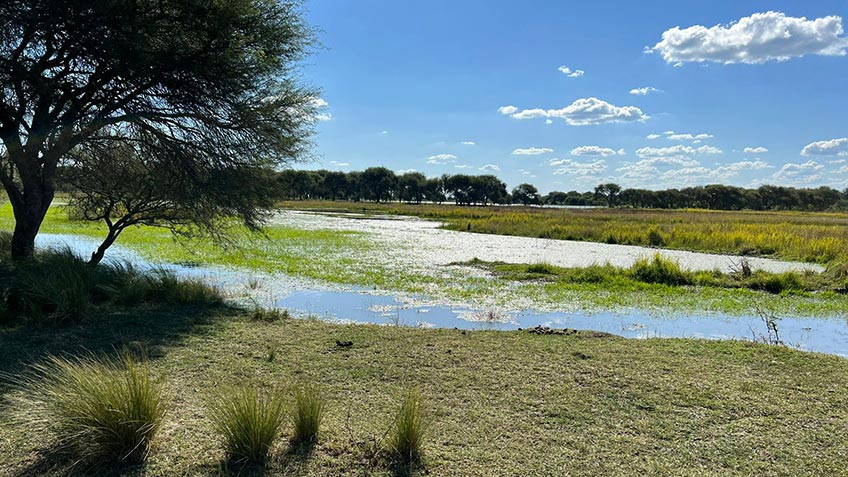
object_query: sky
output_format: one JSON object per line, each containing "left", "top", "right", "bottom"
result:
{"left": 301, "top": 1, "right": 848, "bottom": 193}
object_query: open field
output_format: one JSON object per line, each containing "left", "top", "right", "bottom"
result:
{"left": 2, "top": 306, "right": 848, "bottom": 476}
{"left": 280, "top": 201, "right": 848, "bottom": 265}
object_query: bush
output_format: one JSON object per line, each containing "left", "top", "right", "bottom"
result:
{"left": 291, "top": 382, "right": 324, "bottom": 445}
{"left": 13, "top": 352, "right": 165, "bottom": 464}
{"left": 387, "top": 388, "right": 428, "bottom": 464}
{"left": 630, "top": 254, "right": 691, "bottom": 286}
{"left": 208, "top": 386, "right": 287, "bottom": 463}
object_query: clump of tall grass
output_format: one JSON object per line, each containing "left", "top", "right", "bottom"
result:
{"left": 526, "top": 263, "right": 555, "bottom": 275}
{"left": 387, "top": 388, "right": 428, "bottom": 464}
{"left": 630, "top": 254, "right": 691, "bottom": 286}
{"left": 11, "top": 352, "right": 165, "bottom": 465}
{"left": 250, "top": 306, "right": 291, "bottom": 323}
{"left": 208, "top": 386, "right": 287, "bottom": 464}
{"left": 0, "top": 249, "right": 223, "bottom": 323}
{"left": 291, "top": 382, "right": 325, "bottom": 445}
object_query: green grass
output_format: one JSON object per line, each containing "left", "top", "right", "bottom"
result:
{"left": 387, "top": 388, "right": 427, "bottom": 465}
{"left": 1, "top": 306, "right": 848, "bottom": 475}
{"left": 291, "top": 382, "right": 325, "bottom": 446}
{"left": 7, "top": 352, "right": 165, "bottom": 466}
{"left": 207, "top": 386, "right": 288, "bottom": 464}
{"left": 281, "top": 200, "right": 848, "bottom": 264}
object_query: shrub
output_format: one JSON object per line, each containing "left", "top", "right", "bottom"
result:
{"left": 13, "top": 352, "right": 165, "bottom": 464}
{"left": 291, "top": 382, "right": 324, "bottom": 445}
{"left": 208, "top": 386, "right": 287, "bottom": 463}
{"left": 630, "top": 254, "right": 691, "bottom": 286}
{"left": 387, "top": 388, "right": 427, "bottom": 464}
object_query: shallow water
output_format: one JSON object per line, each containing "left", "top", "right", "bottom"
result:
{"left": 33, "top": 233, "right": 848, "bottom": 357}
{"left": 277, "top": 289, "right": 848, "bottom": 357}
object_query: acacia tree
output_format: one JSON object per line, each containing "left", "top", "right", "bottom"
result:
{"left": 0, "top": 0, "right": 316, "bottom": 259}
{"left": 62, "top": 135, "right": 277, "bottom": 265}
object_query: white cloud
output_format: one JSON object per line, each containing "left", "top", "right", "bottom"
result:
{"left": 549, "top": 158, "right": 607, "bottom": 175}
{"left": 772, "top": 160, "right": 826, "bottom": 183}
{"left": 460, "top": 141, "right": 476, "bottom": 145}
{"left": 310, "top": 97, "right": 333, "bottom": 121}
{"left": 396, "top": 169, "right": 418, "bottom": 174}
{"left": 646, "top": 133, "right": 662, "bottom": 140}
{"left": 570, "top": 146, "right": 625, "bottom": 157}
{"left": 651, "top": 11, "right": 848, "bottom": 65}
{"left": 512, "top": 147, "right": 554, "bottom": 155}
{"left": 829, "top": 159, "right": 847, "bottom": 164}
{"left": 635, "top": 145, "right": 696, "bottom": 158}
{"left": 629, "top": 86, "right": 661, "bottom": 95}
{"left": 499, "top": 97, "right": 648, "bottom": 126}
{"left": 380, "top": 130, "right": 389, "bottom": 135}
{"left": 454, "top": 164, "right": 472, "bottom": 169}
{"left": 545, "top": 119, "right": 553, "bottom": 125}
{"left": 721, "top": 159, "right": 771, "bottom": 171}
{"left": 479, "top": 164, "right": 500, "bottom": 172}
{"left": 558, "top": 66, "right": 585, "bottom": 77}
{"left": 743, "top": 146, "right": 769, "bottom": 154}
{"left": 801, "top": 138, "right": 848, "bottom": 156}
{"left": 328, "top": 160, "right": 349, "bottom": 167}
{"left": 427, "top": 153, "right": 457, "bottom": 164}
{"left": 696, "top": 145, "right": 723, "bottom": 155}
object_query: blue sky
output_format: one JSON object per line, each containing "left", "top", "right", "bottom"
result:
{"left": 302, "top": 1, "right": 848, "bottom": 193}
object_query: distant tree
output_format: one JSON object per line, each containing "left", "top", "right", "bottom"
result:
{"left": 594, "top": 183, "right": 622, "bottom": 207}
{"left": 512, "top": 183, "right": 541, "bottom": 206}
{"left": 361, "top": 167, "right": 397, "bottom": 202}
{"left": 322, "top": 171, "right": 348, "bottom": 201}
{"left": 0, "top": 0, "right": 316, "bottom": 259}
{"left": 423, "top": 177, "right": 445, "bottom": 204}
{"left": 398, "top": 172, "right": 427, "bottom": 203}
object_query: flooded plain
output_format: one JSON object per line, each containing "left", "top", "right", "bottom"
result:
{"left": 34, "top": 227, "right": 848, "bottom": 356}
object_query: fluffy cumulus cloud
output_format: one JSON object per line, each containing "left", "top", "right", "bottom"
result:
{"left": 801, "top": 138, "right": 848, "bottom": 156}
{"left": 772, "top": 160, "right": 826, "bottom": 183}
{"left": 549, "top": 158, "right": 607, "bottom": 176}
{"left": 427, "top": 153, "right": 457, "bottom": 164}
{"left": 649, "top": 130, "right": 712, "bottom": 142}
{"left": 310, "top": 97, "right": 333, "bottom": 121}
{"left": 499, "top": 97, "right": 648, "bottom": 126}
{"left": 454, "top": 164, "right": 472, "bottom": 169}
{"left": 570, "top": 146, "right": 625, "bottom": 157}
{"left": 558, "top": 66, "right": 585, "bottom": 77}
{"left": 646, "top": 133, "right": 662, "bottom": 140}
{"left": 479, "top": 164, "right": 500, "bottom": 172}
{"left": 512, "top": 147, "right": 553, "bottom": 155}
{"left": 650, "top": 11, "right": 848, "bottom": 65}
{"left": 460, "top": 141, "right": 476, "bottom": 145}
{"left": 635, "top": 144, "right": 723, "bottom": 159}
{"left": 629, "top": 86, "right": 660, "bottom": 95}
{"left": 743, "top": 146, "right": 769, "bottom": 154}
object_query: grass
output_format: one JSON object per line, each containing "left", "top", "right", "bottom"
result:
{"left": 7, "top": 352, "right": 165, "bottom": 466}
{"left": 387, "top": 388, "right": 427, "bottom": 465}
{"left": 463, "top": 254, "right": 846, "bottom": 297}
{"left": 208, "top": 386, "right": 288, "bottom": 464}
{"left": 1, "top": 307, "right": 848, "bottom": 475}
{"left": 281, "top": 200, "right": 848, "bottom": 264}
{"left": 0, "top": 247, "right": 223, "bottom": 324}
{"left": 291, "top": 382, "right": 325, "bottom": 446}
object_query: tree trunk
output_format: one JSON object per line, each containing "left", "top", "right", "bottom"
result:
{"left": 10, "top": 187, "right": 54, "bottom": 260}
{"left": 88, "top": 227, "right": 120, "bottom": 266}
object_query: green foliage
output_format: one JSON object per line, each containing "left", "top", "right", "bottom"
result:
{"left": 291, "top": 382, "right": 325, "bottom": 445}
{"left": 250, "top": 307, "right": 292, "bottom": 323}
{"left": 12, "top": 352, "right": 165, "bottom": 465}
{"left": 387, "top": 388, "right": 428, "bottom": 464}
{"left": 208, "top": 386, "right": 288, "bottom": 464}
{"left": 0, "top": 249, "right": 223, "bottom": 323}
{"left": 526, "top": 263, "right": 555, "bottom": 275}
{"left": 631, "top": 254, "right": 692, "bottom": 286}
{"left": 761, "top": 272, "right": 804, "bottom": 294}
{"left": 647, "top": 226, "right": 665, "bottom": 246}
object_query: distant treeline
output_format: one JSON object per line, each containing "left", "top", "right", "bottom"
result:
{"left": 274, "top": 167, "right": 848, "bottom": 211}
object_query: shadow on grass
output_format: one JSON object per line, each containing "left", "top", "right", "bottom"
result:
{"left": 0, "top": 303, "right": 235, "bottom": 405}
{"left": 5, "top": 448, "right": 149, "bottom": 477}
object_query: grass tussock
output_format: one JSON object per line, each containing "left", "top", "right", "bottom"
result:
{"left": 0, "top": 248, "right": 223, "bottom": 323}
{"left": 387, "top": 388, "right": 428, "bottom": 464}
{"left": 291, "top": 382, "right": 325, "bottom": 446}
{"left": 249, "top": 306, "right": 292, "bottom": 323}
{"left": 10, "top": 352, "right": 165, "bottom": 465}
{"left": 208, "top": 386, "right": 288, "bottom": 464}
